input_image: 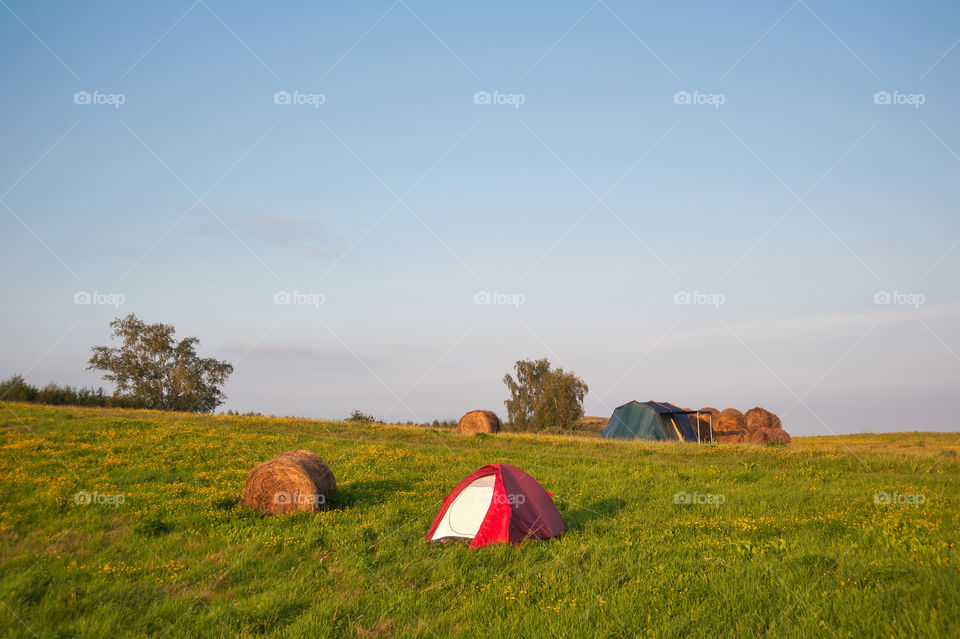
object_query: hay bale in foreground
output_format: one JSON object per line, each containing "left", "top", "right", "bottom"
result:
{"left": 241, "top": 449, "right": 336, "bottom": 515}
{"left": 748, "top": 428, "right": 792, "bottom": 445}
{"left": 714, "top": 408, "right": 745, "bottom": 433}
{"left": 457, "top": 410, "right": 501, "bottom": 434}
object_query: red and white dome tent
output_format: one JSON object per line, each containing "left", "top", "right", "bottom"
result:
{"left": 426, "top": 463, "right": 566, "bottom": 549}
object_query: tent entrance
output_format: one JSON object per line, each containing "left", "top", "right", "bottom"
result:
{"left": 661, "top": 415, "right": 681, "bottom": 441}
{"left": 429, "top": 475, "right": 495, "bottom": 540}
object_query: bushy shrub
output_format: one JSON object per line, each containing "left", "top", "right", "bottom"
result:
{"left": 0, "top": 375, "right": 108, "bottom": 407}
{"left": 346, "top": 410, "right": 381, "bottom": 424}
{"left": 0, "top": 375, "right": 39, "bottom": 402}
{"left": 36, "top": 383, "right": 108, "bottom": 407}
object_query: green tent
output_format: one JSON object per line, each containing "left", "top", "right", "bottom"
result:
{"left": 602, "top": 401, "right": 703, "bottom": 442}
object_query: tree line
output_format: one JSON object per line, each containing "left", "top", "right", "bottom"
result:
{"left": 2, "top": 315, "right": 590, "bottom": 431}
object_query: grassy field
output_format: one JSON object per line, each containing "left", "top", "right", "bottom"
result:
{"left": 1, "top": 402, "right": 958, "bottom": 638}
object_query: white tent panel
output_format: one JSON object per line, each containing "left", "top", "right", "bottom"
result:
{"left": 429, "top": 475, "right": 495, "bottom": 540}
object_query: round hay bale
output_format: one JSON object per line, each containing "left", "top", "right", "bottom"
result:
{"left": 748, "top": 428, "right": 792, "bottom": 445}
{"left": 688, "top": 412, "right": 710, "bottom": 429}
{"left": 745, "top": 407, "right": 784, "bottom": 432}
{"left": 692, "top": 407, "right": 720, "bottom": 431}
{"left": 683, "top": 410, "right": 713, "bottom": 439}
{"left": 699, "top": 407, "right": 720, "bottom": 421}
{"left": 714, "top": 408, "right": 745, "bottom": 433}
{"left": 713, "top": 430, "right": 747, "bottom": 444}
{"left": 457, "top": 410, "right": 501, "bottom": 434}
{"left": 744, "top": 407, "right": 773, "bottom": 432}
{"left": 241, "top": 449, "right": 336, "bottom": 515}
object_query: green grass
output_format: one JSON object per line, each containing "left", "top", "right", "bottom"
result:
{"left": 1, "top": 402, "right": 958, "bottom": 638}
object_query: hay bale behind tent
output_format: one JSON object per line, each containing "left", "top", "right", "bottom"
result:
{"left": 745, "top": 407, "right": 777, "bottom": 432}
{"left": 749, "top": 428, "right": 792, "bottom": 445}
{"left": 705, "top": 408, "right": 745, "bottom": 443}
{"left": 714, "top": 430, "right": 747, "bottom": 443}
{"left": 241, "top": 449, "right": 336, "bottom": 515}
{"left": 692, "top": 407, "right": 720, "bottom": 431}
{"left": 457, "top": 410, "right": 501, "bottom": 434}
{"left": 714, "top": 408, "right": 745, "bottom": 432}
{"left": 699, "top": 407, "right": 720, "bottom": 422}
{"left": 684, "top": 409, "right": 714, "bottom": 441}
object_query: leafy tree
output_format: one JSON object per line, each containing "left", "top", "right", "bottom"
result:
{"left": 88, "top": 314, "right": 233, "bottom": 413}
{"left": 503, "top": 358, "right": 588, "bottom": 431}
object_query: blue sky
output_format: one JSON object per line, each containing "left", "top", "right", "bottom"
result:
{"left": 1, "top": 0, "right": 958, "bottom": 434}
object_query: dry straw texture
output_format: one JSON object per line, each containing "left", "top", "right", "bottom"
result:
{"left": 745, "top": 407, "right": 783, "bottom": 432}
{"left": 713, "top": 430, "right": 747, "bottom": 443}
{"left": 749, "top": 428, "right": 792, "bottom": 445}
{"left": 686, "top": 410, "right": 715, "bottom": 441}
{"left": 690, "top": 407, "right": 719, "bottom": 430}
{"left": 241, "top": 449, "right": 336, "bottom": 515}
{"left": 698, "top": 407, "right": 720, "bottom": 421}
{"left": 714, "top": 408, "right": 746, "bottom": 433}
{"left": 457, "top": 410, "right": 501, "bottom": 434}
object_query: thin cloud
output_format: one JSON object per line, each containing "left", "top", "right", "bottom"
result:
{"left": 196, "top": 213, "right": 344, "bottom": 258}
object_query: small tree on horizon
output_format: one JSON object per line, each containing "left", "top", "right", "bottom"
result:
{"left": 503, "top": 358, "right": 588, "bottom": 431}
{"left": 88, "top": 314, "right": 233, "bottom": 413}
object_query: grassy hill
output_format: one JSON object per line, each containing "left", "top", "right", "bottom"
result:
{"left": 1, "top": 402, "right": 958, "bottom": 638}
